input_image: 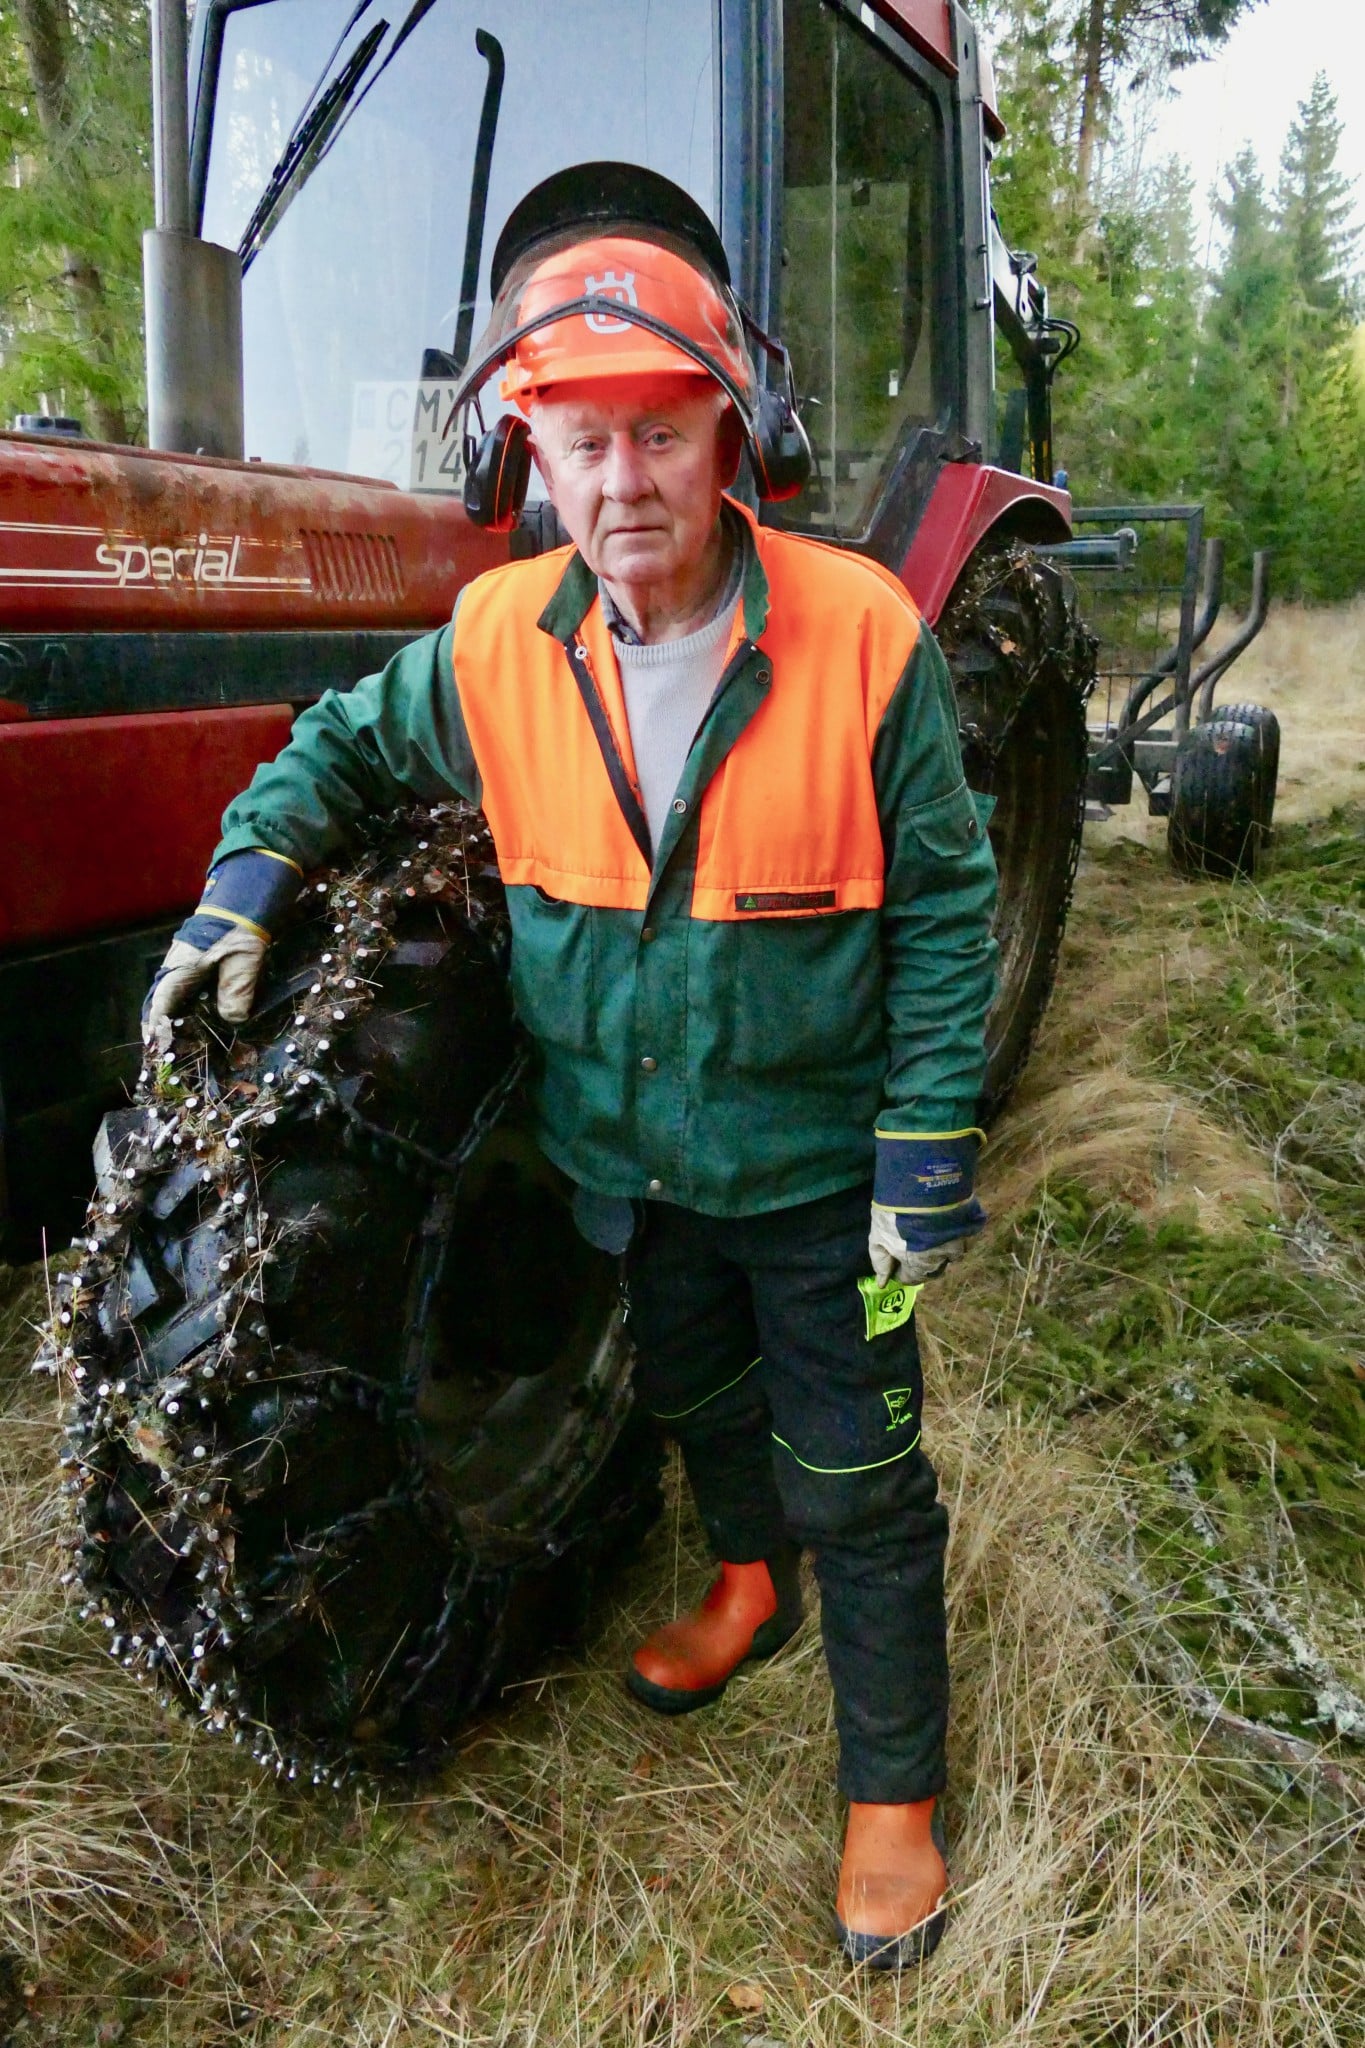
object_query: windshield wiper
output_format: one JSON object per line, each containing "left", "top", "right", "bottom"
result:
{"left": 308, "top": 0, "right": 444, "bottom": 177}
{"left": 238, "top": 0, "right": 444, "bottom": 274}
{"left": 238, "top": 16, "right": 389, "bottom": 272}
{"left": 277, "top": 0, "right": 374, "bottom": 177}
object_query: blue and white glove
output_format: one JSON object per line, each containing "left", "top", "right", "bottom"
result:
{"left": 869, "top": 1127, "right": 986, "bottom": 1285}
{"left": 143, "top": 848, "right": 303, "bottom": 1050}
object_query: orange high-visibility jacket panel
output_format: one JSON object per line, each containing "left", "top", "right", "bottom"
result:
{"left": 450, "top": 517, "right": 923, "bottom": 919}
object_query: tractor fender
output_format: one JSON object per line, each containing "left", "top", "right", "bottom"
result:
{"left": 902, "top": 466, "right": 1072, "bottom": 625}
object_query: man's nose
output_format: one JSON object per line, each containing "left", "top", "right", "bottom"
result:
{"left": 601, "top": 433, "right": 652, "bottom": 501}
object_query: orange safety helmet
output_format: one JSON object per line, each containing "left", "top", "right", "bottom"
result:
{"left": 496, "top": 230, "right": 756, "bottom": 412}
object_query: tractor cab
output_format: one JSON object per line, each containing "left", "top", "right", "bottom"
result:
{"left": 189, "top": 0, "right": 1067, "bottom": 542}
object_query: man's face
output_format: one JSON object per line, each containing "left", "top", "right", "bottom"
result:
{"left": 529, "top": 377, "right": 737, "bottom": 590}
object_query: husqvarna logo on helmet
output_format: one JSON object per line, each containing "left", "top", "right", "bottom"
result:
{"left": 584, "top": 270, "right": 637, "bottom": 332}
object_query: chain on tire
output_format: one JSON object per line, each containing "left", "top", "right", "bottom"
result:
{"left": 35, "top": 803, "right": 661, "bottom": 1788}
{"left": 938, "top": 545, "right": 1097, "bottom": 1117}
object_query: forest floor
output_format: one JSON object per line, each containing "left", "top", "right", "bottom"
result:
{"left": 0, "top": 603, "right": 1362, "bottom": 2047}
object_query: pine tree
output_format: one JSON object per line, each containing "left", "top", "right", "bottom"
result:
{"left": 1190, "top": 89, "right": 1365, "bottom": 601}
{"left": 1073, "top": 0, "right": 1264, "bottom": 201}
{"left": 1276, "top": 73, "right": 1360, "bottom": 320}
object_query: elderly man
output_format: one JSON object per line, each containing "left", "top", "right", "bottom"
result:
{"left": 145, "top": 173, "right": 997, "bottom": 1969}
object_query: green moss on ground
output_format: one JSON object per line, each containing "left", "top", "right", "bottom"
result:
{"left": 1151, "top": 806, "right": 1365, "bottom": 1235}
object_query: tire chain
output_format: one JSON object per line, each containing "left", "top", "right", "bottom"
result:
{"left": 938, "top": 544, "right": 1098, "bottom": 1117}
{"left": 30, "top": 802, "right": 560, "bottom": 1791}
{"left": 939, "top": 542, "right": 1098, "bottom": 768}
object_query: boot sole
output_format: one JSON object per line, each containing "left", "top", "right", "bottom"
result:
{"left": 836, "top": 1901, "right": 948, "bottom": 1970}
{"left": 623, "top": 1609, "right": 802, "bottom": 1718}
{"left": 836, "top": 1805, "right": 949, "bottom": 1970}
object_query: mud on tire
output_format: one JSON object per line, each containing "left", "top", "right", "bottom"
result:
{"left": 37, "top": 804, "right": 662, "bottom": 1786}
{"left": 937, "top": 546, "right": 1097, "bottom": 1118}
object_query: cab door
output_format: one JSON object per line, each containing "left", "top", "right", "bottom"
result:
{"left": 766, "top": 0, "right": 962, "bottom": 552}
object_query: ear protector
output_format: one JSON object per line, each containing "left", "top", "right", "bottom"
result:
{"left": 462, "top": 412, "right": 533, "bottom": 532}
{"left": 749, "top": 382, "right": 813, "bottom": 505}
{"left": 456, "top": 298, "right": 812, "bottom": 528}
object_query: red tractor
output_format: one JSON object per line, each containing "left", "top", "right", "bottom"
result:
{"left": 7, "top": 0, "right": 1271, "bottom": 1775}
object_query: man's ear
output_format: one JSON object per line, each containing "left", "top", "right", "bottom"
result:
{"left": 525, "top": 432, "right": 556, "bottom": 506}
{"left": 717, "top": 403, "right": 745, "bottom": 489}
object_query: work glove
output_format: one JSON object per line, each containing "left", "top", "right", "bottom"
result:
{"left": 143, "top": 847, "right": 303, "bottom": 1052}
{"left": 869, "top": 1127, "right": 986, "bottom": 1286}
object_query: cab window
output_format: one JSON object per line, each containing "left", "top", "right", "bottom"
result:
{"left": 777, "top": 0, "right": 950, "bottom": 538}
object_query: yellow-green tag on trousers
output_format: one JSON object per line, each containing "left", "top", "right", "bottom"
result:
{"left": 858, "top": 1275, "right": 923, "bottom": 1341}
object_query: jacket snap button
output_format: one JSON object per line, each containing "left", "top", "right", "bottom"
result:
{"left": 671, "top": 797, "right": 687, "bottom": 815}
{"left": 640, "top": 1056, "right": 658, "bottom": 1074}
{"left": 646, "top": 1178, "right": 664, "bottom": 1196}
{"left": 641, "top": 925, "right": 656, "bottom": 943}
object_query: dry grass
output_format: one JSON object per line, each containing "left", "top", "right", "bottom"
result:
{"left": 4, "top": 1275, "right": 1360, "bottom": 2044}
{"left": 2, "top": 610, "right": 1363, "bottom": 2044}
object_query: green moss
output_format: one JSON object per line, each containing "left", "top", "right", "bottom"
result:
{"left": 1148, "top": 804, "right": 1365, "bottom": 1235}
{"left": 985, "top": 1161, "right": 1364, "bottom": 1728}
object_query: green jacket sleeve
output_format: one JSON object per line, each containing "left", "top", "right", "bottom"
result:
{"left": 871, "top": 618, "right": 999, "bottom": 1134}
{"left": 213, "top": 616, "right": 481, "bottom": 870}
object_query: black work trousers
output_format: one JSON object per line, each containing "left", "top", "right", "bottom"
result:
{"left": 624, "top": 1183, "right": 950, "bottom": 1804}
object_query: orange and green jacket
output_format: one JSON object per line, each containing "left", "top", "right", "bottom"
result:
{"left": 216, "top": 501, "right": 998, "bottom": 1216}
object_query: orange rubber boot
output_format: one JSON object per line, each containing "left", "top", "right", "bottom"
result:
{"left": 835, "top": 1799, "right": 949, "bottom": 1969}
{"left": 626, "top": 1551, "right": 803, "bottom": 1716}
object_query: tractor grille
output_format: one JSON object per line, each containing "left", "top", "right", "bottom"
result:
{"left": 300, "top": 529, "right": 405, "bottom": 602}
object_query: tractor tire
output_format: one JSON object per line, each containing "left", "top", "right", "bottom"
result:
{"left": 1169, "top": 704, "right": 1280, "bottom": 879}
{"left": 38, "top": 804, "right": 662, "bottom": 1787}
{"left": 937, "top": 545, "right": 1097, "bottom": 1119}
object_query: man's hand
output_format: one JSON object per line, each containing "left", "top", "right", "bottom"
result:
{"left": 142, "top": 848, "right": 302, "bottom": 1053}
{"left": 868, "top": 1127, "right": 986, "bottom": 1286}
{"left": 868, "top": 1207, "right": 972, "bottom": 1286}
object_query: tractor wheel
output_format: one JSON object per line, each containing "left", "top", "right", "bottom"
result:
{"left": 37, "top": 804, "right": 662, "bottom": 1787}
{"left": 1169, "top": 704, "right": 1280, "bottom": 879}
{"left": 937, "top": 546, "right": 1097, "bottom": 1119}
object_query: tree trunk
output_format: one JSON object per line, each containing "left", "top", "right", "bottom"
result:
{"left": 12, "top": 0, "right": 73, "bottom": 136}
{"left": 63, "top": 255, "right": 131, "bottom": 444}
{"left": 1076, "top": 0, "right": 1108, "bottom": 199}
{"left": 12, "top": 0, "right": 132, "bottom": 443}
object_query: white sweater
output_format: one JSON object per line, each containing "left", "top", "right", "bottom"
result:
{"left": 606, "top": 546, "right": 744, "bottom": 856}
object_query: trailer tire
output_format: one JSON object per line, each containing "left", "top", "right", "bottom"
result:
{"left": 1169, "top": 705, "right": 1279, "bottom": 879}
{"left": 938, "top": 546, "right": 1097, "bottom": 1119}
{"left": 40, "top": 804, "right": 662, "bottom": 1785}
{"left": 1209, "top": 702, "right": 1280, "bottom": 829}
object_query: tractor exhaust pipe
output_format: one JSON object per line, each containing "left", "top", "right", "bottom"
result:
{"left": 143, "top": 0, "right": 244, "bottom": 457}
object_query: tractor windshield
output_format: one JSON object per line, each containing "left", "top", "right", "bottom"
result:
{"left": 201, "top": 0, "right": 717, "bottom": 484}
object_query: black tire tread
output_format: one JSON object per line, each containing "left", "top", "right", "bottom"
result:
{"left": 38, "top": 804, "right": 661, "bottom": 1787}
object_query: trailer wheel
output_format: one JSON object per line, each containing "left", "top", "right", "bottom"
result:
{"left": 1169, "top": 704, "right": 1279, "bottom": 879}
{"left": 38, "top": 804, "right": 662, "bottom": 1786}
{"left": 938, "top": 546, "right": 1097, "bottom": 1118}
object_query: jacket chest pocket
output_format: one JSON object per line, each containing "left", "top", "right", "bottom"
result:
{"left": 508, "top": 888, "right": 597, "bottom": 1052}
{"left": 711, "top": 911, "right": 882, "bottom": 1075}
